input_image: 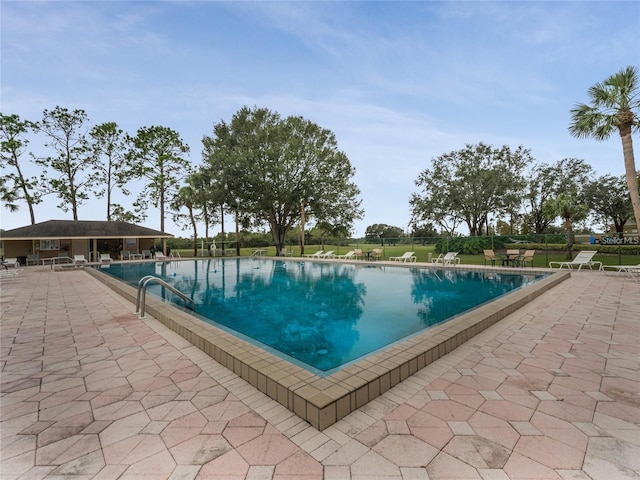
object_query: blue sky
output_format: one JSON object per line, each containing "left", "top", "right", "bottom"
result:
{"left": 1, "top": 1, "right": 638, "bottom": 237}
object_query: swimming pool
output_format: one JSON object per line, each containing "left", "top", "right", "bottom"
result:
{"left": 96, "top": 258, "right": 547, "bottom": 374}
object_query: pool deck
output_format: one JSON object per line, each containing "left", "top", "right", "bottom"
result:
{"left": 1, "top": 264, "right": 639, "bottom": 479}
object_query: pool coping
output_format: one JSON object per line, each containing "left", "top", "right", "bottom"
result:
{"left": 85, "top": 260, "right": 570, "bottom": 430}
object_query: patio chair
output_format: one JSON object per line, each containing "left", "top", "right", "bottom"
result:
{"left": 100, "top": 253, "right": 112, "bottom": 263}
{"left": 483, "top": 249, "right": 497, "bottom": 266}
{"left": 154, "top": 252, "right": 167, "bottom": 260}
{"left": 142, "top": 249, "right": 152, "bottom": 259}
{"left": 432, "top": 252, "right": 460, "bottom": 266}
{"left": 353, "top": 249, "right": 363, "bottom": 260}
{"left": 549, "top": 250, "right": 602, "bottom": 271}
{"left": 515, "top": 250, "right": 535, "bottom": 268}
{"left": 26, "top": 254, "right": 39, "bottom": 266}
{"left": 503, "top": 249, "right": 521, "bottom": 266}
{"left": 370, "top": 248, "right": 382, "bottom": 260}
{"left": 303, "top": 250, "right": 324, "bottom": 258}
{"left": 335, "top": 250, "right": 356, "bottom": 259}
{"left": 319, "top": 251, "right": 335, "bottom": 258}
{"left": 389, "top": 252, "right": 417, "bottom": 262}
{"left": 73, "top": 255, "right": 87, "bottom": 264}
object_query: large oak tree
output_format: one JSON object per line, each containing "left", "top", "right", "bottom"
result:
{"left": 202, "top": 106, "right": 363, "bottom": 255}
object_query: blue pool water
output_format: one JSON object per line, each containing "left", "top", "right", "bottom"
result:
{"left": 97, "top": 259, "right": 547, "bottom": 374}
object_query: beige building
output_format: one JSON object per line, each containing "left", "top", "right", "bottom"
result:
{"left": 0, "top": 220, "right": 173, "bottom": 265}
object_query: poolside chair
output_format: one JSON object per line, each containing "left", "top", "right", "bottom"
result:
{"left": 432, "top": 252, "right": 460, "bottom": 266}
{"left": 100, "top": 253, "right": 112, "bottom": 263}
{"left": 319, "top": 251, "right": 335, "bottom": 258}
{"left": 549, "top": 250, "right": 602, "bottom": 271}
{"left": 483, "top": 249, "right": 497, "bottom": 266}
{"left": 370, "top": 248, "right": 382, "bottom": 261}
{"left": 353, "top": 249, "right": 363, "bottom": 260}
{"left": 303, "top": 250, "right": 324, "bottom": 258}
{"left": 602, "top": 264, "right": 640, "bottom": 281}
{"left": 26, "top": 254, "right": 39, "bottom": 266}
{"left": 73, "top": 254, "right": 87, "bottom": 264}
{"left": 389, "top": 252, "right": 417, "bottom": 262}
{"left": 335, "top": 250, "right": 356, "bottom": 259}
{"left": 2, "top": 258, "right": 19, "bottom": 268}
{"left": 142, "top": 249, "right": 152, "bottom": 259}
{"left": 503, "top": 249, "right": 521, "bottom": 266}
{"left": 515, "top": 250, "right": 535, "bottom": 268}
{"left": 154, "top": 252, "right": 167, "bottom": 260}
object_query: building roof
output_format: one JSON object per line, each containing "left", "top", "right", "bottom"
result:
{"left": 0, "top": 220, "right": 173, "bottom": 240}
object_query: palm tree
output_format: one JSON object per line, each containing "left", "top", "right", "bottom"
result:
{"left": 569, "top": 66, "right": 640, "bottom": 235}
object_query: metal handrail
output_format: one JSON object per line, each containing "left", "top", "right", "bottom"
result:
{"left": 136, "top": 275, "right": 195, "bottom": 318}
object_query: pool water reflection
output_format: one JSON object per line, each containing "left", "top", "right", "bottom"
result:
{"left": 98, "top": 259, "right": 547, "bottom": 374}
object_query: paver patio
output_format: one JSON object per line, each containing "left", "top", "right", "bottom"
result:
{"left": 1, "top": 265, "right": 638, "bottom": 479}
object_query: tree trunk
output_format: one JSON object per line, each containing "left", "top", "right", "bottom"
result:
{"left": 621, "top": 132, "right": 640, "bottom": 235}
{"left": 564, "top": 217, "right": 574, "bottom": 259}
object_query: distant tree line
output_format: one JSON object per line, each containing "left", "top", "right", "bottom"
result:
{"left": 2, "top": 67, "right": 638, "bottom": 258}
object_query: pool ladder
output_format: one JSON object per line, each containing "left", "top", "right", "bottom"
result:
{"left": 136, "top": 275, "right": 195, "bottom": 318}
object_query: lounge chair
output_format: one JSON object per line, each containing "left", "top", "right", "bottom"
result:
{"left": 370, "top": 248, "right": 382, "bottom": 261}
{"left": 319, "top": 251, "right": 335, "bottom": 258}
{"left": 73, "top": 255, "right": 87, "bottom": 264}
{"left": 483, "top": 249, "right": 497, "bottom": 266}
{"left": 432, "top": 252, "right": 460, "bottom": 266}
{"left": 2, "top": 258, "right": 19, "bottom": 268}
{"left": 353, "top": 249, "right": 363, "bottom": 260}
{"left": 142, "top": 250, "right": 152, "bottom": 259}
{"left": 303, "top": 250, "right": 324, "bottom": 258}
{"left": 515, "top": 250, "right": 535, "bottom": 268}
{"left": 154, "top": 252, "right": 167, "bottom": 260}
{"left": 100, "top": 253, "right": 112, "bottom": 263}
{"left": 389, "top": 252, "right": 417, "bottom": 262}
{"left": 335, "top": 250, "right": 356, "bottom": 259}
{"left": 602, "top": 264, "right": 640, "bottom": 281}
{"left": 549, "top": 250, "right": 602, "bottom": 271}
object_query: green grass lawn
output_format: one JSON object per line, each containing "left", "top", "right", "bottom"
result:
{"left": 172, "top": 244, "right": 638, "bottom": 268}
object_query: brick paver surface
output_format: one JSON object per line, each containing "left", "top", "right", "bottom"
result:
{"left": 1, "top": 266, "right": 638, "bottom": 479}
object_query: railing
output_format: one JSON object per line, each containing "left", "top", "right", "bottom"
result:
{"left": 136, "top": 275, "right": 195, "bottom": 318}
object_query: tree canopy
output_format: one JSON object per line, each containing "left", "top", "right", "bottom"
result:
{"left": 126, "top": 125, "right": 191, "bottom": 237}
{"left": 202, "top": 106, "right": 363, "bottom": 255}
{"left": 569, "top": 65, "right": 640, "bottom": 234}
{"left": 35, "top": 107, "right": 99, "bottom": 221}
{"left": 410, "top": 143, "right": 531, "bottom": 236}
{"left": 0, "top": 113, "right": 40, "bottom": 224}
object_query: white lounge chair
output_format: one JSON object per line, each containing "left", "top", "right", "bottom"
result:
{"left": 549, "top": 250, "right": 602, "bottom": 271}
{"left": 303, "top": 250, "right": 324, "bottom": 258}
{"left": 432, "top": 252, "right": 460, "bottom": 266}
{"left": 73, "top": 255, "right": 87, "bottom": 264}
{"left": 154, "top": 252, "right": 167, "bottom": 260}
{"left": 602, "top": 264, "right": 640, "bottom": 281}
{"left": 319, "top": 251, "right": 335, "bottom": 258}
{"left": 2, "top": 258, "right": 19, "bottom": 268}
{"left": 335, "top": 250, "right": 356, "bottom": 259}
{"left": 100, "top": 253, "right": 112, "bottom": 263}
{"left": 389, "top": 252, "right": 417, "bottom": 262}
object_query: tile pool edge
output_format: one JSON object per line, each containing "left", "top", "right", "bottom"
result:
{"left": 85, "top": 265, "right": 570, "bottom": 430}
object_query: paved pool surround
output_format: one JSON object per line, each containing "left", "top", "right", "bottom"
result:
{"left": 86, "top": 261, "right": 570, "bottom": 430}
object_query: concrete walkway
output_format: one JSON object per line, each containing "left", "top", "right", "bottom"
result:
{"left": 1, "top": 266, "right": 638, "bottom": 480}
